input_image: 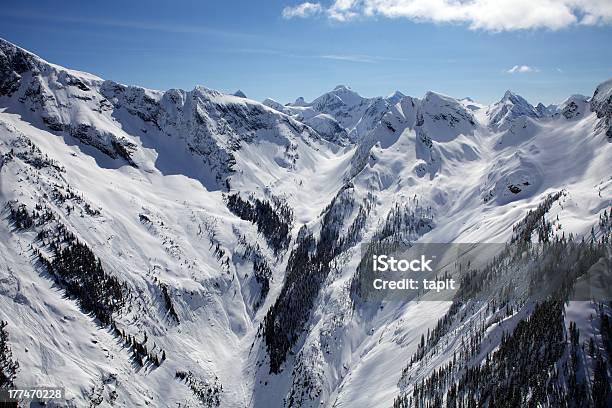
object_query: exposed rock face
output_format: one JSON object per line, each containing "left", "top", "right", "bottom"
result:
{"left": 556, "top": 94, "right": 589, "bottom": 120}
{"left": 591, "top": 79, "right": 612, "bottom": 139}
{"left": 0, "top": 38, "right": 39, "bottom": 97}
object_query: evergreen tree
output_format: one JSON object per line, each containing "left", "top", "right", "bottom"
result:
{"left": 0, "top": 321, "right": 19, "bottom": 389}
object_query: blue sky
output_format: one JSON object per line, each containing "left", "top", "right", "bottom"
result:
{"left": 1, "top": 0, "right": 611, "bottom": 105}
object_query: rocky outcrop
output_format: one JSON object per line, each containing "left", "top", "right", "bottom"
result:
{"left": 591, "top": 78, "right": 612, "bottom": 140}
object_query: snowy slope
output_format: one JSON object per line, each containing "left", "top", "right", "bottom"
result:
{"left": 0, "top": 37, "right": 610, "bottom": 408}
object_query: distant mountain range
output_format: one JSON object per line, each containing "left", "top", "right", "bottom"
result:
{"left": 0, "top": 37, "right": 610, "bottom": 407}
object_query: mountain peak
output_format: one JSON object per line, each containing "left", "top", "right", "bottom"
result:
{"left": 316, "top": 85, "right": 363, "bottom": 107}
{"left": 233, "top": 89, "right": 247, "bottom": 98}
{"left": 556, "top": 94, "right": 590, "bottom": 120}
{"left": 562, "top": 94, "right": 588, "bottom": 104}
{"left": 386, "top": 91, "right": 406, "bottom": 104}
{"left": 535, "top": 102, "right": 551, "bottom": 117}
{"left": 262, "top": 97, "right": 286, "bottom": 113}
{"left": 497, "top": 90, "right": 535, "bottom": 108}
{"left": 502, "top": 90, "right": 516, "bottom": 99}
{"left": 488, "top": 90, "right": 539, "bottom": 129}
{"left": 0, "top": 37, "right": 103, "bottom": 97}
{"left": 500, "top": 90, "right": 528, "bottom": 105}
{"left": 423, "top": 90, "right": 454, "bottom": 101}
{"left": 292, "top": 96, "right": 308, "bottom": 106}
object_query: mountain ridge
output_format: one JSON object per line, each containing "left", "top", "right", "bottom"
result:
{"left": 0, "top": 37, "right": 610, "bottom": 407}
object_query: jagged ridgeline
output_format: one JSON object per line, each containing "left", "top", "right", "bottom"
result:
{"left": 225, "top": 193, "right": 293, "bottom": 254}
{"left": 393, "top": 193, "right": 612, "bottom": 408}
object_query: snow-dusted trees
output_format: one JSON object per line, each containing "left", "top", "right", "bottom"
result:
{"left": 10, "top": 196, "right": 129, "bottom": 330}
{"left": 393, "top": 191, "right": 612, "bottom": 408}
{"left": 235, "top": 232, "right": 273, "bottom": 307}
{"left": 351, "top": 197, "right": 434, "bottom": 301}
{"left": 111, "top": 325, "right": 164, "bottom": 368}
{"left": 510, "top": 190, "right": 563, "bottom": 245}
{"left": 6, "top": 201, "right": 34, "bottom": 229}
{"left": 372, "top": 200, "right": 434, "bottom": 243}
{"left": 263, "top": 226, "right": 317, "bottom": 373}
{"left": 592, "top": 353, "right": 609, "bottom": 408}
{"left": 396, "top": 300, "right": 569, "bottom": 408}
{"left": 175, "top": 370, "right": 222, "bottom": 407}
{"left": 225, "top": 193, "right": 293, "bottom": 254}
{"left": 263, "top": 186, "right": 353, "bottom": 373}
{"left": 0, "top": 321, "right": 18, "bottom": 389}
{"left": 44, "top": 238, "right": 128, "bottom": 326}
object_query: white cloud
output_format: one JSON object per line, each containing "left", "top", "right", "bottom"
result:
{"left": 328, "top": 0, "right": 361, "bottom": 21}
{"left": 507, "top": 65, "right": 538, "bottom": 74}
{"left": 283, "top": 0, "right": 612, "bottom": 30}
{"left": 282, "top": 2, "right": 323, "bottom": 19}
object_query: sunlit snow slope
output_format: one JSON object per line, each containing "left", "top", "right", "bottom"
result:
{"left": 0, "top": 38, "right": 610, "bottom": 407}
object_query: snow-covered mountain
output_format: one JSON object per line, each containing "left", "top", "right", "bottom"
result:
{"left": 0, "top": 37, "right": 610, "bottom": 407}
{"left": 487, "top": 90, "right": 541, "bottom": 130}
{"left": 555, "top": 94, "right": 590, "bottom": 120}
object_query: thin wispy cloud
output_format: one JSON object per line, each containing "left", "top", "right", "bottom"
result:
{"left": 507, "top": 65, "right": 539, "bottom": 74}
{"left": 319, "top": 54, "right": 376, "bottom": 63}
{"left": 225, "top": 47, "right": 379, "bottom": 63}
{"left": 224, "top": 48, "right": 462, "bottom": 66}
{"left": 281, "top": 0, "right": 612, "bottom": 31}
{"left": 0, "top": 10, "right": 259, "bottom": 41}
